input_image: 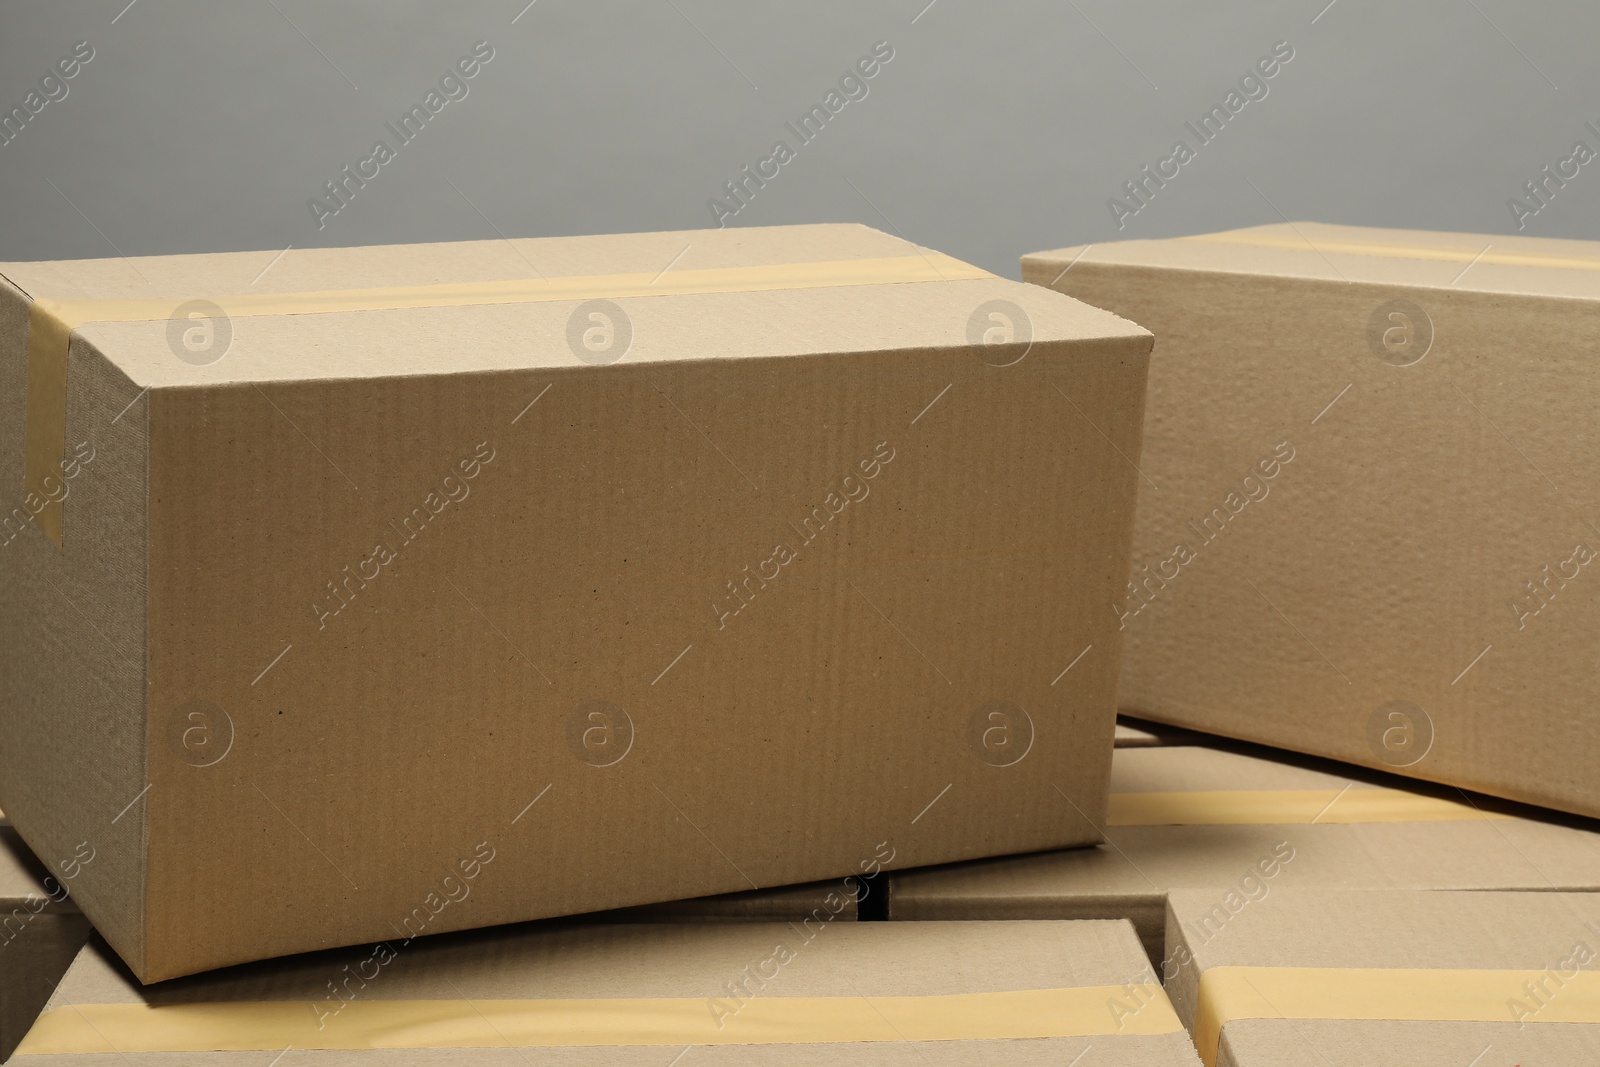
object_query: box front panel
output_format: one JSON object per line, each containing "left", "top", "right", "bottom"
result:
{"left": 143, "top": 337, "right": 1145, "bottom": 977}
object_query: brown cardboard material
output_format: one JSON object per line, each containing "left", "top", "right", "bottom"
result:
{"left": 1024, "top": 222, "right": 1600, "bottom": 817}
{"left": 593, "top": 877, "right": 859, "bottom": 922}
{"left": 0, "top": 828, "right": 91, "bottom": 1062}
{"left": 1113, "top": 722, "right": 1162, "bottom": 747}
{"left": 1114, "top": 716, "right": 1187, "bottom": 748}
{"left": 15, "top": 919, "right": 1201, "bottom": 1064}
{"left": 888, "top": 745, "right": 1600, "bottom": 961}
{"left": 0, "top": 223, "right": 1152, "bottom": 982}
{"left": 1166, "top": 889, "right": 1600, "bottom": 1066}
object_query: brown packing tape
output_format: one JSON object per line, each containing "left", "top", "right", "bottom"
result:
{"left": 1184, "top": 230, "right": 1600, "bottom": 272}
{"left": 1192, "top": 966, "right": 1600, "bottom": 1067}
{"left": 15, "top": 984, "right": 1181, "bottom": 1054}
{"left": 20, "top": 252, "right": 990, "bottom": 547}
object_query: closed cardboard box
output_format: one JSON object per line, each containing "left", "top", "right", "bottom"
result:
{"left": 15, "top": 920, "right": 1202, "bottom": 1064}
{"left": 1166, "top": 888, "right": 1600, "bottom": 1066}
{"left": 0, "top": 223, "right": 1151, "bottom": 981}
{"left": 1, "top": 828, "right": 91, "bottom": 1062}
{"left": 1025, "top": 223, "right": 1600, "bottom": 817}
{"left": 889, "top": 744, "right": 1600, "bottom": 959}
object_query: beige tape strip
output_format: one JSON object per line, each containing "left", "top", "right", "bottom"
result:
{"left": 1185, "top": 230, "right": 1600, "bottom": 272}
{"left": 22, "top": 252, "right": 990, "bottom": 547}
{"left": 15, "top": 984, "right": 1180, "bottom": 1054}
{"left": 1107, "top": 788, "right": 1510, "bottom": 826}
{"left": 1193, "top": 966, "right": 1600, "bottom": 1067}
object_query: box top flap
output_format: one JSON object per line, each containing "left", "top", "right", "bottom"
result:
{"left": 1025, "top": 222, "right": 1600, "bottom": 299}
{"left": 2, "top": 223, "right": 1149, "bottom": 390}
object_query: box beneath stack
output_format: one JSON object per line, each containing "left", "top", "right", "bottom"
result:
{"left": 889, "top": 745, "right": 1600, "bottom": 960}
{"left": 0, "top": 827, "right": 91, "bottom": 1062}
{"left": 16, "top": 919, "right": 1202, "bottom": 1065}
{"left": 1166, "top": 889, "right": 1600, "bottom": 1066}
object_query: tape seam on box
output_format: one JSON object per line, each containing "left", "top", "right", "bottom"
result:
{"left": 15, "top": 983, "right": 1180, "bottom": 1054}
{"left": 21, "top": 252, "right": 991, "bottom": 547}
{"left": 1193, "top": 965, "right": 1600, "bottom": 1067}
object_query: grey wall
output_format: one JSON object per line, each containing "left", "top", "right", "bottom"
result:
{"left": 2, "top": 0, "right": 1597, "bottom": 277}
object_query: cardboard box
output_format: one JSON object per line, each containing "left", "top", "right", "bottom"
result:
{"left": 15, "top": 920, "right": 1202, "bottom": 1064}
{"left": 1, "top": 828, "right": 91, "bottom": 1062}
{"left": 1024, "top": 223, "right": 1600, "bottom": 817}
{"left": 0, "top": 223, "right": 1152, "bottom": 981}
{"left": 888, "top": 744, "right": 1600, "bottom": 960}
{"left": 1165, "top": 889, "right": 1600, "bottom": 1066}
{"left": 594, "top": 877, "right": 859, "bottom": 922}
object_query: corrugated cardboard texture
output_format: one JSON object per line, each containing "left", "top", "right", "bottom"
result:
{"left": 888, "top": 745, "right": 1600, "bottom": 961}
{"left": 17, "top": 920, "right": 1200, "bottom": 1064}
{"left": 0, "top": 277, "right": 148, "bottom": 972}
{"left": 1, "top": 828, "right": 92, "bottom": 1062}
{"left": 1166, "top": 889, "right": 1600, "bottom": 1066}
{"left": 1025, "top": 222, "right": 1600, "bottom": 818}
{"left": 1, "top": 223, "right": 1152, "bottom": 981}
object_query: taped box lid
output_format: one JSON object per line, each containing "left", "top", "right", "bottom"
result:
{"left": 0, "top": 223, "right": 1152, "bottom": 982}
{"left": 889, "top": 745, "right": 1600, "bottom": 957}
{"left": 15, "top": 919, "right": 1201, "bottom": 1065}
{"left": 1022, "top": 222, "right": 1600, "bottom": 821}
{"left": 1165, "top": 888, "right": 1600, "bottom": 1067}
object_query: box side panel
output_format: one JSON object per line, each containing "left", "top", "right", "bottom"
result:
{"left": 1045, "top": 263, "right": 1600, "bottom": 818}
{"left": 0, "top": 280, "right": 149, "bottom": 975}
{"left": 141, "top": 333, "right": 1146, "bottom": 979}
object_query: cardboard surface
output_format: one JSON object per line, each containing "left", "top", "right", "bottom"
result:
{"left": 1, "top": 223, "right": 1152, "bottom": 981}
{"left": 1166, "top": 889, "right": 1600, "bottom": 1066}
{"left": 1114, "top": 716, "right": 1186, "bottom": 748}
{"left": 15, "top": 919, "right": 1201, "bottom": 1064}
{"left": 1113, "top": 722, "right": 1161, "bottom": 747}
{"left": 0, "top": 827, "right": 91, "bottom": 1062}
{"left": 593, "top": 877, "right": 859, "bottom": 922}
{"left": 1025, "top": 222, "right": 1600, "bottom": 817}
{"left": 888, "top": 745, "right": 1600, "bottom": 960}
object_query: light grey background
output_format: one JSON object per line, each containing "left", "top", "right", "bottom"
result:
{"left": 1, "top": 0, "right": 1597, "bottom": 277}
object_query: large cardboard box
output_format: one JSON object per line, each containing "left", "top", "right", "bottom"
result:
{"left": 0, "top": 223, "right": 1152, "bottom": 981}
{"left": 1, "top": 828, "right": 91, "bottom": 1062}
{"left": 1025, "top": 223, "right": 1600, "bottom": 817}
{"left": 888, "top": 744, "right": 1600, "bottom": 959}
{"left": 14, "top": 920, "right": 1202, "bottom": 1064}
{"left": 1166, "top": 889, "right": 1600, "bottom": 1066}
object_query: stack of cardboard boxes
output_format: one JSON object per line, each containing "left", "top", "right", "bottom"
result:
{"left": 1, "top": 221, "right": 1596, "bottom": 1063}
